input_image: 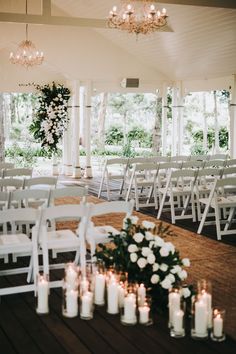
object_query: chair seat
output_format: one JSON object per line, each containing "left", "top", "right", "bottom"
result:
{"left": 0, "top": 233, "right": 32, "bottom": 254}
{"left": 199, "top": 196, "right": 234, "bottom": 208}
{"left": 40, "top": 229, "right": 80, "bottom": 249}
{"left": 87, "top": 225, "right": 119, "bottom": 244}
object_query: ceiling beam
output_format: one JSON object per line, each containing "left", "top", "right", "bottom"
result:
{"left": 143, "top": 0, "right": 236, "bottom": 9}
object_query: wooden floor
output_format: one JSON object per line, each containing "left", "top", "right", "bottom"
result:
{"left": 0, "top": 176, "right": 236, "bottom": 354}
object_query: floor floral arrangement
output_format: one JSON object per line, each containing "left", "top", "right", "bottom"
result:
{"left": 95, "top": 217, "right": 192, "bottom": 309}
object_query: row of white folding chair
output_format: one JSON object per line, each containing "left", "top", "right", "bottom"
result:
{"left": 0, "top": 176, "right": 58, "bottom": 192}
{"left": 0, "top": 199, "right": 134, "bottom": 296}
{"left": 197, "top": 177, "right": 236, "bottom": 240}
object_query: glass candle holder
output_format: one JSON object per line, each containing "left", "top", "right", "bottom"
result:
{"left": 80, "top": 288, "right": 94, "bottom": 320}
{"left": 36, "top": 273, "right": 49, "bottom": 315}
{"left": 138, "top": 296, "right": 153, "bottom": 326}
{"left": 121, "top": 286, "right": 137, "bottom": 326}
{"left": 94, "top": 268, "right": 106, "bottom": 306}
{"left": 191, "top": 295, "right": 208, "bottom": 340}
{"left": 137, "top": 283, "right": 146, "bottom": 307}
{"left": 197, "top": 279, "right": 212, "bottom": 329}
{"left": 170, "top": 299, "right": 185, "bottom": 338}
{"left": 62, "top": 280, "right": 79, "bottom": 318}
{"left": 168, "top": 286, "right": 181, "bottom": 329}
{"left": 106, "top": 272, "right": 119, "bottom": 315}
{"left": 64, "top": 262, "right": 79, "bottom": 290}
{"left": 211, "top": 308, "right": 226, "bottom": 342}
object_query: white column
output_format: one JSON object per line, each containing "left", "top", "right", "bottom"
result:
{"left": 230, "top": 74, "right": 236, "bottom": 158}
{"left": 63, "top": 96, "right": 73, "bottom": 176}
{"left": 171, "top": 87, "right": 178, "bottom": 156}
{"left": 213, "top": 91, "right": 220, "bottom": 153}
{"left": 161, "top": 83, "right": 168, "bottom": 156}
{"left": 84, "top": 81, "right": 93, "bottom": 178}
{"left": 71, "top": 80, "right": 81, "bottom": 178}
{"left": 177, "top": 82, "right": 184, "bottom": 156}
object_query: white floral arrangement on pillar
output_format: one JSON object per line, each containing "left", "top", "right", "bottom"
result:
{"left": 95, "top": 217, "right": 192, "bottom": 308}
{"left": 29, "top": 82, "right": 71, "bottom": 157}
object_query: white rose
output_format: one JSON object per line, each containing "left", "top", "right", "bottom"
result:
{"left": 130, "top": 253, "right": 138, "bottom": 263}
{"left": 166, "top": 273, "right": 175, "bottom": 283}
{"left": 161, "top": 277, "right": 172, "bottom": 289}
{"left": 152, "top": 263, "right": 159, "bottom": 272}
{"left": 151, "top": 274, "right": 160, "bottom": 284}
{"left": 160, "top": 263, "right": 168, "bottom": 272}
{"left": 181, "top": 287, "right": 191, "bottom": 298}
{"left": 133, "top": 232, "right": 144, "bottom": 243}
{"left": 182, "top": 258, "right": 190, "bottom": 267}
{"left": 137, "top": 257, "right": 147, "bottom": 269}
{"left": 141, "top": 247, "right": 152, "bottom": 257}
{"left": 130, "top": 216, "right": 139, "bottom": 225}
{"left": 154, "top": 236, "right": 165, "bottom": 247}
{"left": 128, "top": 244, "right": 139, "bottom": 253}
{"left": 171, "top": 265, "right": 181, "bottom": 274}
{"left": 142, "top": 220, "right": 155, "bottom": 229}
{"left": 145, "top": 231, "right": 154, "bottom": 241}
{"left": 147, "top": 253, "right": 156, "bottom": 264}
{"left": 165, "top": 242, "right": 175, "bottom": 254}
{"left": 159, "top": 246, "right": 169, "bottom": 257}
{"left": 178, "top": 269, "right": 188, "bottom": 280}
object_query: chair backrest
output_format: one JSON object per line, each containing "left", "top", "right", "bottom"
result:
{"left": 222, "top": 166, "right": 236, "bottom": 178}
{"left": 40, "top": 204, "right": 88, "bottom": 224}
{"left": 158, "top": 162, "right": 182, "bottom": 171}
{"left": 0, "top": 207, "right": 40, "bottom": 234}
{"left": 0, "top": 177, "right": 24, "bottom": 191}
{"left": 9, "top": 189, "right": 50, "bottom": 209}
{"left": 134, "top": 162, "right": 158, "bottom": 172}
{"left": 0, "top": 162, "right": 14, "bottom": 170}
{"left": 0, "top": 191, "right": 9, "bottom": 210}
{"left": 204, "top": 160, "right": 226, "bottom": 168}
{"left": 209, "top": 154, "right": 227, "bottom": 161}
{"left": 225, "top": 158, "right": 236, "bottom": 167}
{"left": 182, "top": 161, "right": 204, "bottom": 169}
{"left": 189, "top": 155, "right": 209, "bottom": 162}
{"left": 154, "top": 156, "right": 170, "bottom": 163}
{"left": 197, "top": 167, "right": 222, "bottom": 178}
{"left": 214, "top": 177, "right": 236, "bottom": 197}
{"left": 48, "top": 186, "right": 88, "bottom": 206}
{"left": 3, "top": 168, "right": 33, "bottom": 179}
{"left": 170, "top": 155, "right": 188, "bottom": 162}
{"left": 24, "top": 176, "right": 58, "bottom": 189}
{"left": 89, "top": 200, "right": 134, "bottom": 218}
{"left": 128, "top": 157, "right": 149, "bottom": 164}
{"left": 106, "top": 158, "right": 128, "bottom": 166}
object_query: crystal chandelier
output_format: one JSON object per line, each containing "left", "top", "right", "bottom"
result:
{"left": 9, "top": 0, "right": 44, "bottom": 68}
{"left": 108, "top": 1, "right": 168, "bottom": 35}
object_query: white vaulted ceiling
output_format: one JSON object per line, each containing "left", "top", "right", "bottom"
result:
{"left": 0, "top": 0, "right": 236, "bottom": 92}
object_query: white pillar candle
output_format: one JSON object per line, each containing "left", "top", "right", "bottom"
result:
{"left": 94, "top": 273, "right": 105, "bottom": 305}
{"left": 80, "top": 277, "right": 89, "bottom": 293}
{"left": 195, "top": 300, "right": 208, "bottom": 336}
{"left": 124, "top": 294, "right": 136, "bottom": 323}
{"left": 37, "top": 276, "right": 49, "bottom": 314}
{"left": 173, "top": 309, "right": 184, "bottom": 333}
{"left": 139, "top": 305, "right": 150, "bottom": 324}
{"left": 81, "top": 291, "right": 93, "bottom": 318}
{"left": 107, "top": 281, "right": 119, "bottom": 314}
{"left": 168, "top": 291, "right": 180, "bottom": 325}
{"left": 138, "top": 284, "right": 146, "bottom": 307}
{"left": 118, "top": 283, "right": 125, "bottom": 308}
{"left": 213, "top": 314, "right": 223, "bottom": 337}
{"left": 200, "top": 291, "right": 212, "bottom": 328}
{"left": 66, "top": 265, "right": 78, "bottom": 288}
{"left": 66, "top": 289, "right": 78, "bottom": 317}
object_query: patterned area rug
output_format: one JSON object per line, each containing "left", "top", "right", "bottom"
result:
{"left": 55, "top": 195, "right": 236, "bottom": 340}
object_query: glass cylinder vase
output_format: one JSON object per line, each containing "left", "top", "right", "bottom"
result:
{"left": 36, "top": 273, "right": 49, "bottom": 315}
{"left": 191, "top": 294, "right": 208, "bottom": 340}
{"left": 197, "top": 279, "right": 212, "bottom": 329}
{"left": 62, "top": 280, "right": 79, "bottom": 318}
{"left": 120, "top": 284, "right": 137, "bottom": 326}
{"left": 80, "top": 288, "right": 94, "bottom": 320}
{"left": 168, "top": 286, "right": 182, "bottom": 329}
{"left": 138, "top": 296, "right": 153, "bottom": 326}
{"left": 211, "top": 308, "right": 226, "bottom": 342}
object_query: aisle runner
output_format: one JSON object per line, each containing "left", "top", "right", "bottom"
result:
{"left": 55, "top": 195, "right": 236, "bottom": 340}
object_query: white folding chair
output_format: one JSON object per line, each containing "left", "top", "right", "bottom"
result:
{"left": 203, "top": 160, "right": 226, "bottom": 168}
{"left": 38, "top": 204, "right": 88, "bottom": 286}
{"left": 86, "top": 200, "right": 134, "bottom": 262}
{"left": 48, "top": 186, "right": 88, "bottom": 207}
{"left": 0, "top": 177, "right": 24, "bottom": 192}
{"left": 209, "top": 154, "right": 228, "bottom": 161}
{"left": 24, "top": 176, "right": 58, "bottom": 190}
{"left": 9, "top": 189, "right": 50, "bottom": 209}
{"left": 0, "top": 208, "right": 40, "bottom": 296}
{"left": 125, "top": 163, "right": 159, "bottom": 210}
{"left": 197, "top": 177, "right": 236, "bottom": 240}
{"left": 98, "top": 158, "right": 128, "bottom": 200}
{"left": 157, "top": 169, "right": 197, "bottom": 224}
{"left": 2, "top": 168, "right": 33, "bottom": 180}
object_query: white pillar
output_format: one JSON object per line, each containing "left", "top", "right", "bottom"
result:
{"left": 230, "top": 74, "right": 236, "bottom": 158}
{"left": 213, "top": 91, "right": 220, "bottom": 153}
{"left": 71, "top": 80, "right": 81, "bottom": 178}
{"left": 171, "top": 87, "right": 178, "bottom": 156}
{"left": 161, "top": 83, "right": 168, "bottom": 156}
{"left": 63, "top": 96, "right": 73, "bottom": 176}
{"left": 177, "top": 82, "right": 184, "bottom": 156}
{"left": 84, "top": 81, "right": 93, "bottom": 178}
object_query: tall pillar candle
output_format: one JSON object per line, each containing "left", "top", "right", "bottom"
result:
{"left": 123, "top": 294, "right": 136, "bottom": 324}
{"left": 195, "top": 300, "right": 208, "bottom": 337}
{"left": 66, "top": 289, "right": 78, "bottom": 317}
{"left": 138, "top": 284, "right": 146, "bottom": 307}
{"left": 37, "top": 275, "right": 49, "bottom": 314}
{"left": 200, "top": 290, "right": 212, "bottom": 328}
{"left": 173, "top": 309, "right": 184, "bottom": 334}
{"left": 168, "top": 291, "right": 181, "bottom": 326}
{"left": 94, "top": 273, "right": 105, "bottom": 305}
{"left": 107, "top": 281, "right": 119, "bottom": 314}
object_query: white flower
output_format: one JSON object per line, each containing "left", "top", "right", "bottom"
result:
{"left": 161, "top": 277, "right": 172, "bottom": 289}
{"left": 178, "top": 269, "right": 187, "bottom": 280}
{"left": 128, "top": 244, "right": 139, "bottom": 253}
{"left": 152, "top": 263, "right": 159, "bottom": 272}
{"left": 151, "top": 274, "right": 160, "bottom": 284}
{"left": 181, "top": 287, "right": 191, "bottom": 298}
{"left": 123, "top": 216, "right": 138, "bottom": 229}
{"left": 154, "top": 235, "right": 165, "bottom": 247}
{"left": 182, "top": 258, "right": 190, "bottom": 267}
{"left": 160, "top": 263, "right": 168, "bottom": 272}
{"left": 171, "top": 265, "right": 181, "bottom": 274}
{"left": 141, "top": 247, "right": 152, "bottom": 257}
{"left": 145, "top": 231, "right": 154, "bottom": 241}
{"left": 142, "top": 220, "right": 155, "bottom": 229}
{"left": 130, "top": 253, "right": 138, "bottom": 263}
{"left": 165, "top": 242, "right": 175, "bottom": 254}
{"left": 133, "top": 232, "right": 144, "bottom": 243}
{"left": 137, "top": 257, "right": 147, "bottom": 268}
{"left": 159, "top": 246, "right": 169, "bottom": 257}
{"left": 147, "top": 253, "right": 156, "bottom": 264}
{"left": 166, "top": 273, "right": 175, "bottom": 283}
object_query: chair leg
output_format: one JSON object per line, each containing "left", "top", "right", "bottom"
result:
{"left": 215, "top": 206, "right": 222, "bottom": 240}
{"left": 134, "top": 184, "right": 139, "bottom": 211}
{"left": 170, "top": 192, "right": 176, "bottom": 224}
{"left": 224, "top": 207, "right": 235, "bottom": 231}
{"left": 197, "top": 202, "right": 210, "bottom": 234}
{"left": 157, "top": 191, "right": 166, "bottom": 219}
{"left": 98, "top": 168, "right": 106, "bottom": 198}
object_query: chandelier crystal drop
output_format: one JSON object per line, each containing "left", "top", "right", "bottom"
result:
{"left": 108, "top": 1, "right": 168, "bottom": 35}
{"left": 9, "top": 0, "right": 44, "bottom": 69}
